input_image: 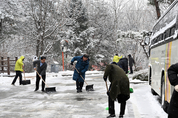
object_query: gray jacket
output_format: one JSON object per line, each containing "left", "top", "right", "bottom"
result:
{"left": 33, "top": 60, "right": 47, "bottom": 75}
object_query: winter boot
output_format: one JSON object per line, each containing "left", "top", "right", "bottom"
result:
{"left": 107, "top": 114, "right": 116, "bottom": 118}
{"left": 119, "top": 115, "right": 123, "bottom": 118}
{"left": 77, "top": 89, "right": 81, "bottom": 93}
{"left": 34, "top": 89, "right": 38, "bottom": 91}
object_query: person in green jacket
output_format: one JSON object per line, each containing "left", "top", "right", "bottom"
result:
{"left": 11, "top": 56, "right": 25, "bottom": 85}
{"left": 103, "top": 62, "right": 130, "bottom": 118}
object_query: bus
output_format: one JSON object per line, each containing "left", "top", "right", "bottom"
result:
{"left": 147, "top": 0, "right": 178, "bottom": 112}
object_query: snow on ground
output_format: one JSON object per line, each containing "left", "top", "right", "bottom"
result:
{"left": 0, "top": 70, "right": 168, "bottom": 118}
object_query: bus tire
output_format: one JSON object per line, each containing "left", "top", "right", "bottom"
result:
{"left": 160, "top": 75, "right": 168, "bottom": 113}
{"left": 149, "top": 67, "right": 152, "bottom": 85}
{"left": 151, "top": 88, "right": 157, "bottom": 95}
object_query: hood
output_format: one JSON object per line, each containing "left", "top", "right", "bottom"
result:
{"left": 20, "top": 56, "right": 25, "bottom": 60}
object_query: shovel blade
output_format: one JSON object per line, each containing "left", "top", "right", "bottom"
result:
{"left": 86, "top": 84, "right": 94, "bottom": 91}
{"left": 21, "top": 80, "right": 31, "bottom": 85}
{"left": 45, "top": 87, "right": 56, "bottom": 92}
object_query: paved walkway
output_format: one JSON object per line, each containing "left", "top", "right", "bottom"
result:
{"left": 0, "top": 74, "right": 167, "bottom": 118}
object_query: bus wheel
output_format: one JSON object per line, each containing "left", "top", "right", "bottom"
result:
{"left": 160, "top": 75, "right": 168, "bottom": 113}
{"left": 160, "top": 76, "right": 165, "bottom": 106}
{"left": 151, "top": 88, "right": 157, "bottom": 95}
{"left": 149, "top": 67, "right": 152, "bottom": 85}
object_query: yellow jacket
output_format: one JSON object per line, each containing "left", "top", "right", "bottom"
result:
{"left": 113, "top": 55, "right": 122, "bottom": 63}
{"left": 14, "top": 56, "right": 25, "bottom": 72}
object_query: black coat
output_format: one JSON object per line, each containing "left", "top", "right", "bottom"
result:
{"left": 33, "top": 60, "right": 47, "bottom": 75}
{"left": 117, "top": 58, "right": 128, "bottom": 74}
{"left": 128, "top": 55, "right": 135, "bottom": 67}
{"left": 167, "top": 63, "right": 178, "bottom": 117}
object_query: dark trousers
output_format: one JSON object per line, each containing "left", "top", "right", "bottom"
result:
{"left": 108, "top": 95, "right": 126, "bottom": 116}
{"left": 12, "top": 71, "right": 22, "bottom": 85}
{"left": 35, "top": 74, "right": 46, "bottom": 91}
{"left": 168, "top": 114, "right": 174, "bottom": 118}
{"left": 129, "top": 65, "right": 133, "bottom": 73}
{"left": 76, "top": 79, "right": 84, "bottom": 90}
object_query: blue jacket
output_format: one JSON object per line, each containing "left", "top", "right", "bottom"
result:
{"left": 71, "top": 56, "right": 89, "bottom": 82}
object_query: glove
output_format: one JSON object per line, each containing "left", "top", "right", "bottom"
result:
{"left": 107, "top": 91, "right": 110, "bottom": 96}
{"left": 70, "top": 62, "right": 73, "bottom": 65}
{"left": 103, "top": 77, "right": 107, "bottom": 81}
{"left": 175, "top": 85, "right": 178, "bottom": 92}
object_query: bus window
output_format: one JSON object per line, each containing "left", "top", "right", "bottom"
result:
{"left": 163, "top": 32, "right": 166, "bottom": 40}
{"left": 166, "top": 29, "right": 171, "bottom": 38}
{"left": 156, "top": 37, "right": 159, "bottom": 43}
{"left": 160, "top": 34, "right": 163, "bottom": 41}
{"left": 155, "top": 38, "right": 157, "bottom": 43}
{"left": 171, "top": 25, "right": 175, "bottom": 36}
{"left": 151, "top": 39, "right": 154, "bottom": 45}
{"left": 159, "top": 35, "right": 162, "bottom": 41}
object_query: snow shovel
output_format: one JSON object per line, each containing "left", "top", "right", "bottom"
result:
{"left": 74, "top": 67, "right": 94, "bottom": 91}
{"left": 21, "top": 72, "right": 31, "bottom": 85}
{"left": 35, "top": 70, "right": 56, "bottom": 92}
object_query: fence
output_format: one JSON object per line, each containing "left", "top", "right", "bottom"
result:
{"left": 0, "top": 57, "right": 18, "bottom": 75}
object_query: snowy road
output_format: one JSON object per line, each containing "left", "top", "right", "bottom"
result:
{"left": 0, "top": 71, "right": 168, "bottom": 118}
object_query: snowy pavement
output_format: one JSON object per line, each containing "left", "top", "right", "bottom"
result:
{"left": 0, "top": 71, "right": 168, "bottom": 118}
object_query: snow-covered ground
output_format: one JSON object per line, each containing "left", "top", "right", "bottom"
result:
{"left": 0, "top": 70, "right": 168, "bottom": 118}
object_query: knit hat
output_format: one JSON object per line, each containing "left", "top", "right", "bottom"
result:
{"left": 83, "top": 54, "right": 89, "bottom": 58}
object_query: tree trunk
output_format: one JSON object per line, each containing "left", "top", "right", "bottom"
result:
{"left": 0, "top": 19, "right": 2, "bottom": 35}
{"left": 40, "top": 37, "right": 44, "bottom": 56}
{"left": 36, "top": 40, "right": 40, "bottom": 57}
{"left": 154, "top": 0, "right": 161, "bottom": 19}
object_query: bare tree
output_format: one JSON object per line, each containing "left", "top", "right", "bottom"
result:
{"left": 27, "top": 0, "right": 66, "bottom": 57}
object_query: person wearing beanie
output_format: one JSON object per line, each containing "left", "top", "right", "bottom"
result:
{"left": 70, "top": 54, "right": 90, "bottom": 93}
{"left": 128, "top": 54, "right": 135, "bottom": 74}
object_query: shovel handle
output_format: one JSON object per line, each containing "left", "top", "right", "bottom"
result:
{"left": 74, "top": 66, "right": 88, "bottom": 85}
{"left": 23, "top": 72, "right": 26, "bottom": 81}
{"left": 35, "top": 70, "right": 49, "bottom": 87}
{"left": 105, "top": 81, "right": 109, "bottom": 92}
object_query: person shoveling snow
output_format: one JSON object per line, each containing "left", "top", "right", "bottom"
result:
{"left": 71, "top": 54, "right": 92, "bottom": 93}
{"left": 33, "top": 56, "right": 47, "bottom": 92}
{"left": 103, "top": 62, "right": 130, "bottom": 118}
{"left": 11, "top": 56, "right": 25, "bottom": 86}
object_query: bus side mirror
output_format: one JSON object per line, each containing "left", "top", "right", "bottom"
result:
{"left": 144, "top": 36, "right": 150, "bottom": 45}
